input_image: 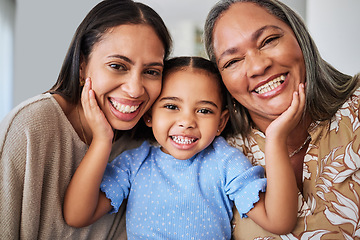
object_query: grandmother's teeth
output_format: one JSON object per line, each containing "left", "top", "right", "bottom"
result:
{"left": 255, "top": 75, "right": 285, "bottom": 94}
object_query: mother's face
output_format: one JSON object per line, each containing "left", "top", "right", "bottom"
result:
{"left": 81, "top": 24, "right": 165, "bottom": 131}
{"left": 212, "top": 2, "right": 306, "bottom": 128}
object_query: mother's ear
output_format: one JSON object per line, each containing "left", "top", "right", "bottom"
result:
{"left": 79, "top": 56, "right": 87, "bottom": 86}
{"left": 143, "top": 112, "right": 153, "bottom": 127}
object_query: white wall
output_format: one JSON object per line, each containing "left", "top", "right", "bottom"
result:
{"left": 10, "top": 0, "right": 360, "bottom": 110}
{"left": 307, "top": 0, "right": 360, "bottom": 76}
{"left": 0, "top": 0, "right": 15, "bottom": 120}
{"left": 13, "top": 0, "right": 101, "bottom": 106}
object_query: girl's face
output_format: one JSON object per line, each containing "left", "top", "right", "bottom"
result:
{"left": 212, "top": 2, "right": 306, "bottom": 130}
{"left": 81, "top": 24, "right": 165, "bottom": 131}
{"left": 145, "top": 69, "right": 229, "bottom": 160}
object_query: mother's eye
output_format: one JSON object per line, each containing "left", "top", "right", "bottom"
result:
{"left": 144, "top": 69, "right": 161, "bottom": 77}
{"left": 109, "top": 63, "right": 126, "bottom": 70}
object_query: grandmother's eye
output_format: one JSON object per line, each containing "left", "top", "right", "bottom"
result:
{"left": 223, "top": 59, "right": 240, "bottom": 69}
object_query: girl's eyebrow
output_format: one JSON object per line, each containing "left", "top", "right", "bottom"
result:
{"left": 159, "top": 97, "right": 219, "bottom": 108}
{"left": 158, "top": 96, "right": 182, "bottom": 102}
{"left": 198, "top": 100, "right": 219, "bottom": 109}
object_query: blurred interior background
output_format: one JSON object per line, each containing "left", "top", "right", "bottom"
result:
{"left": 1, "top": 0, "right": 360, "bottom": 120}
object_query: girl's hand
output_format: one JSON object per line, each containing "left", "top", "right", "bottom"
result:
{"left": 266, "top": 83, "right": 306, "bottom": 139}
{"left": 81, "top": 78, "right": 114, "bottom": 143}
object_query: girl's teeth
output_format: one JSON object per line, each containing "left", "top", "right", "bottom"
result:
{"left": 110, "top": 99, "right": 139, "bottom": 113}
{"left": 255, "top": 75, "right": 285, "bottom": 94}
{"left": 171, "top": 136, "right": 196, "bottom": 144}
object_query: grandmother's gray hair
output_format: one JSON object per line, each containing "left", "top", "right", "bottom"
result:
{"left": 204, "top": 0, "right": 360, "bottom": 136}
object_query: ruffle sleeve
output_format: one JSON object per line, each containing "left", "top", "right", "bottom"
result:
{"left": 100, "top": 141, "right": 151, "bottom": 214}
{"left": 212, "top": 137, "right": 267, "bottom": 218}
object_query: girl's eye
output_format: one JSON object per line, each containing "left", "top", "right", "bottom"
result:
{"left": 109, "top": 63, "right": 126, "bottom": 70}
{"left": 197, "top": 108, "right": 213, "bottom": 114}
{"left": 164, "top": 104, "right": 178, "bottom": 110}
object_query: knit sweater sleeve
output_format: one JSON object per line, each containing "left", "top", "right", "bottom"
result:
{"left": 0, "top": 94, "right": 67, "bottom": 239}
{"left": 0, "top": 94, "right": 131, "bottom": 239}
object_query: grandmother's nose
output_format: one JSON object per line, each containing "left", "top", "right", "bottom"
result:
{"left": 245, "top": 50, "right": 272, "bottom": 78}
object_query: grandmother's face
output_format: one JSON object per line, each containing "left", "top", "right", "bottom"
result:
{"left": 213, "top": 2, "right": 305, "bottom": 128}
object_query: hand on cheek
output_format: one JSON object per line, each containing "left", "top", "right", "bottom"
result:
{"left": 81, "top": 78, "right": 114, "bottom": 143}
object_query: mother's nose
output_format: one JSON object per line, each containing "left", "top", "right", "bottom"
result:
{"left": 121, "top": 74, "right": 145, "bottom": 98}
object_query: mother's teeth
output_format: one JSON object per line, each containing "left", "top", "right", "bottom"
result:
{"left": 172, "top": 136, "right": 196, "bottom": 144}
{"left": 110, "top": 99, "right": 139, "bottom": 113}
{"left": 255, "top": 75, "right": 285, "bottom": 94}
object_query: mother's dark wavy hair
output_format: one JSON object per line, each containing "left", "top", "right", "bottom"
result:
{"left": 204, "top": 0, "right": 360, "bottom": 135}
{"left": 49, "top": 0, "right": 172, "bottom": 105}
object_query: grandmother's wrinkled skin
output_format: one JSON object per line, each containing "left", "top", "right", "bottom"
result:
{"left": 212, "top": 2, "right": 306, "bottom": 132}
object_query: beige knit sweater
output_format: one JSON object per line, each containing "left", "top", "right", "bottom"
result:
{"left": 0, "top": 94, "right": 141, "bottom": 239}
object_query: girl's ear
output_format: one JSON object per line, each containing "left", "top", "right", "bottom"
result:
{"left": 216, "top": 109, "right": 230, "bottom": 136}
{"left": 143, "top": 112, "right": 152, "bottom": 127}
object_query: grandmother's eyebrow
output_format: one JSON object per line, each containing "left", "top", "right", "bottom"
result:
{"left": 217, "top": 25, "right": 283, "bottom": 64}
{"left": 251, "top": 25, "right": 283, "bottom": 42}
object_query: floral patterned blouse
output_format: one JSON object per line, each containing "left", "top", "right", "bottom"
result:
{"left": 228, "top": 88, "right": 360, "bottom": 240}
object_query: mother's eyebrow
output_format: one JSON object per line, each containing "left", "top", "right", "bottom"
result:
{"left": 107, "top": 54, "right": 163, "bottom": 67}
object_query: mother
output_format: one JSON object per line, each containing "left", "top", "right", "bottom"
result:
{"left": 205, "top": 0, "right": 360, "bottom": 239}
{"left": 0, "top": 0, "right": 171, "bottom": 239}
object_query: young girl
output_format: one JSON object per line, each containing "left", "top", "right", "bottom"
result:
{"left": 64, "top": 56, "right": 303, "bottom": 239}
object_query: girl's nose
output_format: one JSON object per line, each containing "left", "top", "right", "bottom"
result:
{"left": 177, "top": 112, "right": 196, "bottom": 129}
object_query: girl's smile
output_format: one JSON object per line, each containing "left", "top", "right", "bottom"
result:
{"left": 145, "top": 68, "right": 229, "bottom": 160}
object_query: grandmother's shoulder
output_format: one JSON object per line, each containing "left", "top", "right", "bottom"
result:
{"left": 341, "top": 87, "right": 360, "bottom": 112}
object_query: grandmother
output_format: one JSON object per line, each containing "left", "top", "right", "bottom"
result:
{"left": 204, "top": 0, "right": 360, "bottom": 239}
